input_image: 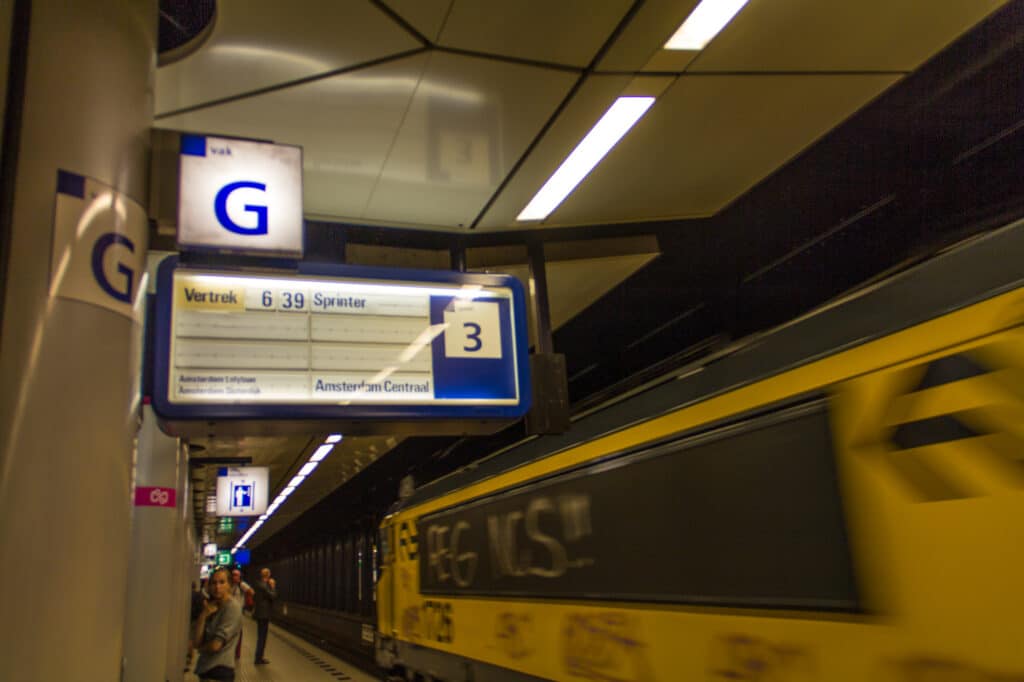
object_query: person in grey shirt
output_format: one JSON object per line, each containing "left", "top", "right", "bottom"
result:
{"left": 192, "top": 566, "right": 243, "bottom": 681}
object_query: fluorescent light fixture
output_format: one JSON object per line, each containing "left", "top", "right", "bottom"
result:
{"left": 517, "top": 97, "right": 655, "bottom": 222}
{"left": 230, "top": 548, "right": 237, "bottom": 554}
{"left": 310, "top": 445, "right": 333, "bottom": 462}
{"left": 287, "top": 475, "right": 305, "bottom": 488}
{"left": 259, "top": 514, "right": 268, "bottom": 521}
{"left": 298, "top": 462, "right": 318, "bottom": 477}
{"left": 281, "top": 486, "right": 296, "bottom": 496}
{"left": 325, "top": 434, "right": 343, "bottom": 444}
{"left": 664, "top": 0, "right": 750, "bottom": 50}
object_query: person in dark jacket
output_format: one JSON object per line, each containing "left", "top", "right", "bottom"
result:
{"left": 252, "top": 567, "right": 278, "bottom": 665}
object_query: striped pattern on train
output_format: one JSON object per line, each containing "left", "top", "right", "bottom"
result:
{"left": 374, "top": 220, "right": 1024, "bottom": 682}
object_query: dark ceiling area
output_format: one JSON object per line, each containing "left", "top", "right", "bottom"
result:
{"left": 559, "top": 0, "right": 1024, "bottom": 401}
{"left": 158, "top": 0, "right": 216, "bottom": 54}
{"left": 233, "top": 1, "right": 1024, "bottom": 558}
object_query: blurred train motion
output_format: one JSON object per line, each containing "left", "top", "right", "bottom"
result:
{"left": 270, "top": 219, "right": 1024, "bottom": 681}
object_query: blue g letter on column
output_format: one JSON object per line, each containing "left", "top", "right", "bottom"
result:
{"left": 214, "top": 181, "right": 268, "bottom": 235}
{"left": 91, "top": 233, "right": 136, "bottom": 304}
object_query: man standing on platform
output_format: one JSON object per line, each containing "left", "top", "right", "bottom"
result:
{"left": 253, "top": 567, "right": 278, "bottom": 665}
{"left": 229, "top": 569, "right": 253, "bottom": 663}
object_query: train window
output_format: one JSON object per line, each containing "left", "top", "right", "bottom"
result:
{"left": 418, "top": 397, "right": 860, "bottom": 612}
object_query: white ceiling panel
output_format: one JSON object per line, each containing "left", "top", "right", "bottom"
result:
{"left": 156, "top": 0, "right": 422, "bottom": 115}
{"left": 437, "top": 0, "right": 634, "bottom": 67}
{"left": 475, "top": 74, "right": 644, "bottom": 231}
{"left": 598, "top": 0, "right": 701, "bottom": 72}
{"left": 157, "top": 54, "right": 431, "bottom": 224}
{"left": 362, "top": 52, "right": 577, "bottom": 229}
{"left": 690, "top": 0, "right": 1009, "bottom": 73}
{"left": 381, "top": 0, "right": 453, "bottom": 42}
{"left": 487, "top": 73, "right": 900, "bottom": 229}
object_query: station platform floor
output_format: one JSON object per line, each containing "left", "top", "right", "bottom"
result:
{"left": 186, "top": 615, "right": 377, "bottom": 682}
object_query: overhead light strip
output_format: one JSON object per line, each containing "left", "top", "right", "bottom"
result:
{"left": 516, "top": 96, "right": 655, "bottom": 222}
{"left": 664, "top": 0, "right": 750, "bottom": 51}
{"left": 231, "top": 434, "right": 343, "bottom": 551}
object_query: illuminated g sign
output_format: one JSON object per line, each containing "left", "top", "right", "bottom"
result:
{"left": 214, "top": 181, "right": 268, "bottom": 235}
{"left": 90, "top": 233, "right": 136, "bottom": 304}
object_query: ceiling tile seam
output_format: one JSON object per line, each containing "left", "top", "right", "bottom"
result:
{"left": 593, "top": 69, "right": 911, "bottom": 77}
{"left": 432, "top": 45, "right": 586, "bottom": 74}
{"left": 358, "top": 50, "right": 434, "bottom": 219}
{"left": 310, "top": 214, "right": 666, "bottom": 248}
{"left": 434, "top": 0, "right": 457, "bottom": 44}
{"left": 468, "top": 0, "right": 647, "bottom": 229}
{"left": 153, "top": 47, "right": 431, "bottom": 120}
{"left": 369, "top": 0, "right": 433, "bottom": 47}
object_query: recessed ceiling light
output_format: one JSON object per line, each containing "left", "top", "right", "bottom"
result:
{"left": 298, "top": 462, "right": 318, "bottom": 477}
{"left": 664, "top": 0, "right": 750, "bottom": 51}
{"left": 517, "top": 97, "right": 655, "bottom": 222}
{"left": 325, "top": 434, "right": 343, "bottom": 444}
{"left": 309, "top": 444, "right": 333, "bottom": 462}
{"left": 287, "top": 475, "right": 305, "bottom": 488}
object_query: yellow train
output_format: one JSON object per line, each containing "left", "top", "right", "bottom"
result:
{"left": 375, "top": 220, "right": 1024, "bottom": 681}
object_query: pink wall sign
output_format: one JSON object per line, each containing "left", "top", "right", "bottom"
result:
{"left": 135, "top": 486, "right": 176, "bottom": 508}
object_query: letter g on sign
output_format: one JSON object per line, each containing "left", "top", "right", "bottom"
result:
{"left": 214, "top": 181, "right": 268, "bottom": 235}
{"left": 90, "top": 232, "right": 136, "bottom": 304}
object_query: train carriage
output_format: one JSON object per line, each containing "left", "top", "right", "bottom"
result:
{"left": 375, "top": 219, "right": 1024, "bottom": 682}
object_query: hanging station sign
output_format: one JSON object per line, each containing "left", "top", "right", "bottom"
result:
{"left": 151, "top": 257, "right": 531, "bottom": 435}
{"left": 216, "top": 466, "right": 269, "bottom": 517}
{"left": 177, "top": 134, "right": 304, "bottom": 257}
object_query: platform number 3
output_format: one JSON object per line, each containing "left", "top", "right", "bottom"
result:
{"left": 444, "top": 301, "right": 503, "bottom": 359}
{"left": 462, "top": 322, "right": 483, "bottom": 352}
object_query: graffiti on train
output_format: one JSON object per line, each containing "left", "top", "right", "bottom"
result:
{"left": 420, "top": 492, "right": 595, "bottom": 591}
{"left": 494, "top": 611, "right": 535, "bottom": 660}
{"left": 399, "top": 600, "right": 454, "bottom": 644}
{"left": 397, "top": 519, "right": 418, "bottom": 561}
{"left": 851, "top": 328, "right": 1024, "bottom": 503}
{"left": 707, "top": 633, "right": 817, "bottom": 681}
{"left": 878, "top": 655, "right": 1024, "bottom": 681}
{"left": 562, "top": 612, "right": 653, "bottom": 682}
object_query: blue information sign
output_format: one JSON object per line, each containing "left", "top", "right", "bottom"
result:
{"left": 150, "top": 257, "right": 531, "bottom": 435}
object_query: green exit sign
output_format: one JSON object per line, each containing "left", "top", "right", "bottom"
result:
{"left": 216, "top": 551, "right": 231, "bottom": 566}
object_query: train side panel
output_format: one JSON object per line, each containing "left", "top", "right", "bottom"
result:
{"left": 378, "top": 288, "right": 1024, "bottom": 680}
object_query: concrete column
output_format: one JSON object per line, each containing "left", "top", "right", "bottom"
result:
{"left": 123, "top": 406, "right": 182, "bottom": 682}
{"left": 0, "top": 1, "right": 155, "bottom": 680}
{"left": 164, "top": 440, "right": 193, "bottom": 682}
